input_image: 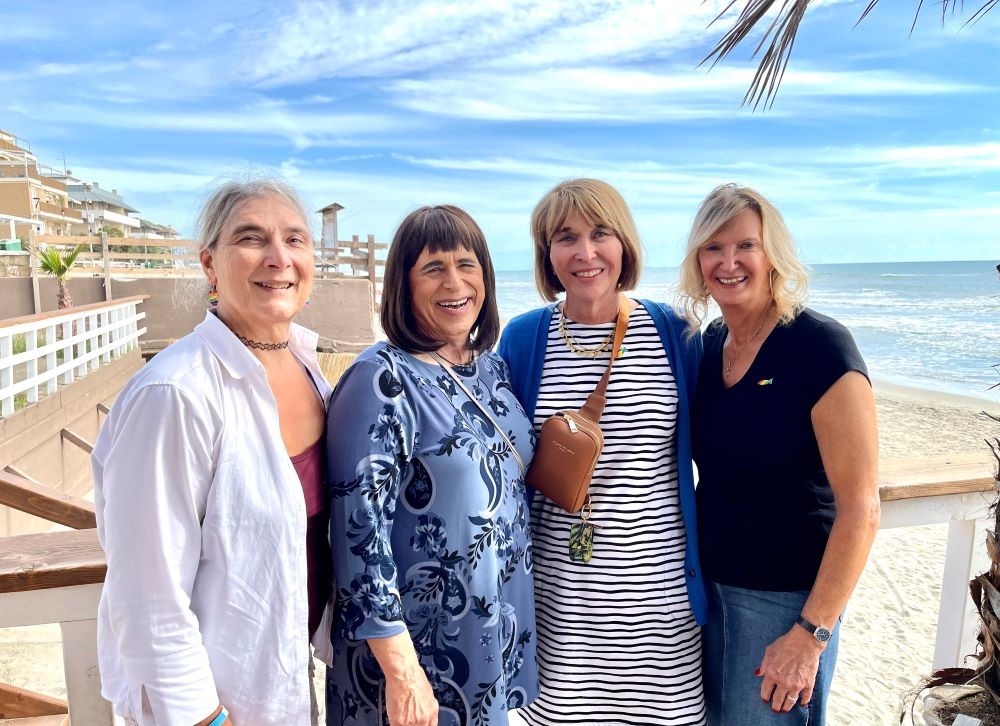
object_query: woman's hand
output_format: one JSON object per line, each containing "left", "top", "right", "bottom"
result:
{"left": 756, "top": 625, "right": 825, "bottom": 713}
{"left": 368, "top": 632, "right": 439, "bottom": 726}
{"left": 385, "top": 663, "right": 438, "bottom": 726}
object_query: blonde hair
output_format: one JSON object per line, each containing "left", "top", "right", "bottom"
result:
{"left": 678, "top": 183, "right": 808, "bottom": 328}
{"left": 530, "top": 178, "right": 643, "bottom": 301}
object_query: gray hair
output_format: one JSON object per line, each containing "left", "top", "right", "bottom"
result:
{"left": 196, "top": 177, "right": 312, "bottom": 254}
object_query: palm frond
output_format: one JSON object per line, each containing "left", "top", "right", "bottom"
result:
{"left": 966, "top": 0, "right": 1000, "bottom": 26}
{"left": 703, "top": 0, "right": 997, "bottom": 108}
{"left": 35, "top": 246, "right": 67, "bottom": 277}
{"left": 31, "top": 244, "right": 85, "bottom": 279}
{"left": 701, "top": 0, "right": 813, "bottom": 110}
{"left": 63, "top": 243, "right": 85, "bottom": 270}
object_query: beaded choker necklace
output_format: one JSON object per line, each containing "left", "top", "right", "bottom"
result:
{"left": 234, "top": 333, "right": 289, "bottom": 351}
{"left": 558, "top": 309, "right": 613, "bottom": 359}
{"left": 212, "top": 311, "right": 289, "bottom": 351}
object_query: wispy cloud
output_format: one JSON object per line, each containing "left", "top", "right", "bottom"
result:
{"left": 4, "top": 99, "right": 419, "bottom": 149}
{"left": 246, "top": 0, "right": 734, "bottom": 85}
{"left": 387, "top": 65, "right": 984, "bottom": 122}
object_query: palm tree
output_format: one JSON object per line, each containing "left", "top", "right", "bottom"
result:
{"left": 33, "top": 244, "right": 85, "bottom": 309}
{"left": 703, "top": 0, "right": 997, "bottom": 108}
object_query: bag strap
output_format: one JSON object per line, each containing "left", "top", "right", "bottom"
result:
{"left": 578, "top": 294, "right": 635, "bottom": 423}
{"left": 430, "top": 354, "right": 526, "bottom": 475}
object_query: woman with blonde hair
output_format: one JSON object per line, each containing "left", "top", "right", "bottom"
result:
{"left": 499, "top": 178, "right": 707, "bottom": 725}
{"left": 679, "top": 183, "right": 879, "bottom": 725}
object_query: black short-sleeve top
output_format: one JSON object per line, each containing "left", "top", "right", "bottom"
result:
{"left": 693, "top": 308, "right": 869, "bottom": 592}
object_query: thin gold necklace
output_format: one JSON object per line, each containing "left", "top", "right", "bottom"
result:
{"left": 724, "top": 307, "right": 771, "bottom": 378}
{"left": 559, "top": 309, "right": 613, "bottom": 359}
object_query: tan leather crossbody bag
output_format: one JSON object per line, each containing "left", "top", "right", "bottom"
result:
{"left": 525, "top": 296, "right": 633, "bottom": 513}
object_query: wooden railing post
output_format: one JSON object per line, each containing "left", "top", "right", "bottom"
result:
{"left": 0, "top": 336, "right": 11, "bottom": 417}
{"left": 101, "top": 232, "right": 112, "bottom": 301}
{"left": 61, "top": 617, "right": 113, "bottom": 724}
{"left": 0, "top": 530, "right": 111, "bottom": 725}
{"left": 367, "top": 234, "right": 377, "bottom": 289}
{"left": 350, "top": 235, "right": 362, "bottom": 277}
{"left": 28, "top": 227, "right": 40, "bottom": 314}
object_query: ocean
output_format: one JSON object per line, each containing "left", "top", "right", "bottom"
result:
{"left": 494, "top": 260, "right": 1000, "bottom": 400}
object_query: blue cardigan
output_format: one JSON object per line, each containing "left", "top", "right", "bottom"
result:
{"left": 497, "top": 299, "right": 707, "bottom": 625}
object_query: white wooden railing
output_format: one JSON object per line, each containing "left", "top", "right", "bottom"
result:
{"left": 0, "top": 296, "right": 148, "bottom": 417}
{"left": 878, "top": 454, "right": 998, "bottom": 670}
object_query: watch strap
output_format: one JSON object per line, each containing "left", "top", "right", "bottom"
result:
{"left": 795, "top": 615, "right": 819, "bottom": 634}
{"left": 795, "top": 615, "right": 831, "bottom": 642}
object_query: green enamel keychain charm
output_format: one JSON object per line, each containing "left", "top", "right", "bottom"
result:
{"left": 569, "top": 498, "right": 599, "bottom": 563}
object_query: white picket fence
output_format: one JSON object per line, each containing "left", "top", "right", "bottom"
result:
{"left": 0, "top": 296, "right": 147, "bottom": 417}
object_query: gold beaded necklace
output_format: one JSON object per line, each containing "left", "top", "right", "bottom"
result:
{"left": 558, "top": 309, "right": 614, "bottom": 359}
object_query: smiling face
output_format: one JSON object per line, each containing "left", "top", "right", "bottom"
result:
{"left": 697, "top": 207, "right": 773, "bottom": 313}
{"left": 548, "top": 211, "right": 623, "bottom": 316}
{"left": 200, "top": 194, "right": 314, "bottom": 340}
{"left": 407, "top": 244, "right": 486, "bottom": 353}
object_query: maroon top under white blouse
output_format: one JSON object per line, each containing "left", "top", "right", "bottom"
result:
{"left": 290, "top": 437, "right": 332, "bottom": 637}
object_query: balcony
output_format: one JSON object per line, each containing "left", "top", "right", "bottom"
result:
{"left": 94, "top": 209, "right": 140, "bottom": 228}
{"left": 36, "top": 201, "right": 82, "bottom": 221}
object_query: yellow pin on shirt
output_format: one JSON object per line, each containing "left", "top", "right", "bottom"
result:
{"left": 757, "top": 378, "right": 773, "bottom": 386}
{"left": 616, "top": 346, "right": 627, "bottom": 359}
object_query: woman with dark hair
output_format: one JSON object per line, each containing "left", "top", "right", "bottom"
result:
{"left": 325, "top": 205, "right": 538, "bottom": 726}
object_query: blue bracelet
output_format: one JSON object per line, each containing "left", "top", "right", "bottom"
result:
{"left": 207, "top": 706, "right": 228, "bottom": 726}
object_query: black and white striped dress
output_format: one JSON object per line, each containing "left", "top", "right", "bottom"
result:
{"left": 518, "top": 304, "right": 705, "bottom": 726}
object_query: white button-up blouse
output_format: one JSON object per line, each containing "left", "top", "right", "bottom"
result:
{"left": 92, "top": 312, "right": 333, "bottom": 726}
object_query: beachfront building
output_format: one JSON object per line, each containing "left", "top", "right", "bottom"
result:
{"left": 134, "top": 219, "right": 180, "bottom": 240}
{"left": 0, "top": 129, "right": 83, "bottom": 244}
{"left": 53, "top": 178, "right": 142, "bottom": 238}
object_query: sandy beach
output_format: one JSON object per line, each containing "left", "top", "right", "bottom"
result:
{"left": 828, "top": 381, "right": 997, "bottom": 726}
{"left": 2, "top": 382, "right": 997, "bottom": 725}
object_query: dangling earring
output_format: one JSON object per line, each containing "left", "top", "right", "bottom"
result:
{"left": 208, "top": 283, "right": 219, "bottom": 307}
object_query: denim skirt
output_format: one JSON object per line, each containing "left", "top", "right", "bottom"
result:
{"left": 702, "top": 582, "right": 840, "bottom": 726}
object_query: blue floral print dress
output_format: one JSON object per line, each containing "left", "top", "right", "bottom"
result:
{"left": 325, "top": 343, "right": 539, "bottom": 726}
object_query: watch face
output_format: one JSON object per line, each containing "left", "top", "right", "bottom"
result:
{"left": 815, "top": 627, "right": 832, "bottom": 643}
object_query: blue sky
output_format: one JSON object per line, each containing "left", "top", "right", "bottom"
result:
{"left": 2, "top": 0, "right": 997, "bottom": 270}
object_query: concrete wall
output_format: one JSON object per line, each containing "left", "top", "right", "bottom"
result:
{"left": 0, "top": 275, "right": 377, "bottom": 351}
{"left": 0, "top": 350, "right": 143, "bottom": 537}
{"left": 0, "top": 276, "right": 107, "bottom": 317}
{"left": 0, "top": 276, "right": 33, "bottom": 316}
{"left": 0, "top": 251, "right": 30, "bottom": 278}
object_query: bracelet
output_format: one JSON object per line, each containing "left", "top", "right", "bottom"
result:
{"left": 207, "top": 706, "right": 228, "bottom": 726}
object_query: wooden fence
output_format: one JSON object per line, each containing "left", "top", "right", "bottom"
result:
{"left": 31, "top": 233, "right": 387, "bottom": 308}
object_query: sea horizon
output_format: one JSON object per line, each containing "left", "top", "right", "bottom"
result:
{"left": 494, "top": 259, "right": 999, "bottom": 401}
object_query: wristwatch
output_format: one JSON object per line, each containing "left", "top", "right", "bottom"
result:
{"left": 795, "top": 616, "right": 832, "bottom": 643}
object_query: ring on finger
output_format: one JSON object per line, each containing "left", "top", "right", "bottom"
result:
{"left": 785, "top": 695, "right": 797, "bottom": 703}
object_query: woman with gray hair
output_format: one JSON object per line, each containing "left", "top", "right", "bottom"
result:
{"left": 92, "top": 178, "right": 331, "bottom": 725}
{"left": 678, "top": 183, "right": 879, "bottom": 725}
